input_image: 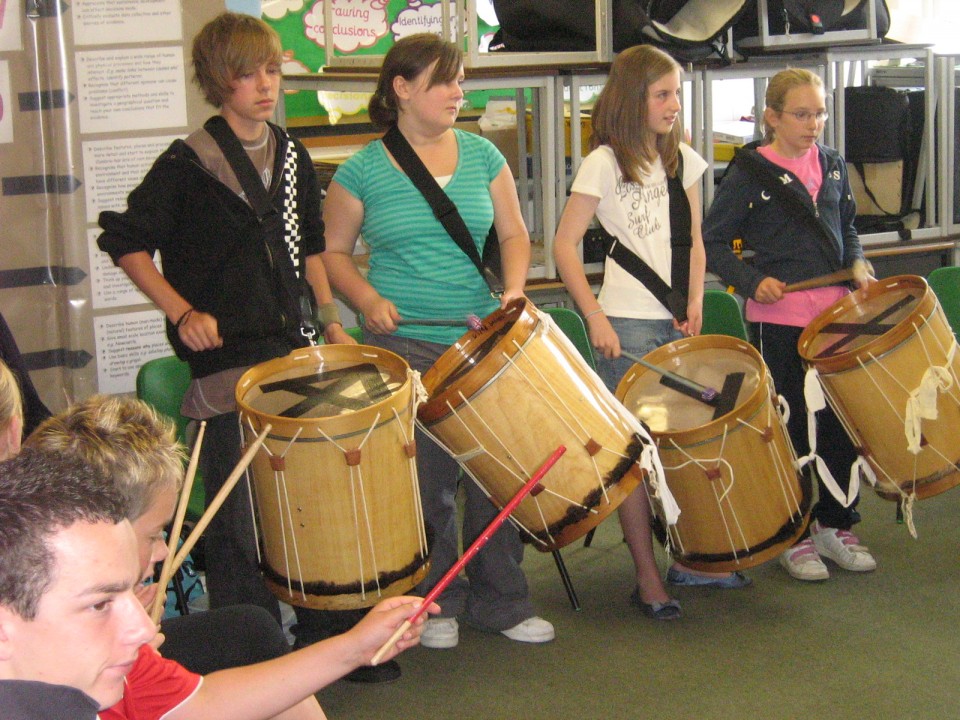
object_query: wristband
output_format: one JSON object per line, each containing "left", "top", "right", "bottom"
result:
{"left": 316, "top": 302, "right": 342, "bottom": 331}
{"left": 583, "top": 308, "right": 604, "bottom": 320}
{"left": 175, "top": 308, "right": 194, "bottom": 329}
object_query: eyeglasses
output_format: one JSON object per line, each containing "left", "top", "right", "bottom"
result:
{"left": 780, "top": 109, "right": 829, "bottom": 123}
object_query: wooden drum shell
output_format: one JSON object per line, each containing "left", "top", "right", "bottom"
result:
{"left": 616, "top": 335, "right": 811, "bottom": 572}
{"left": 419, "top": 299, "right": 645, "bottom": 551}
{"left": 798, "top": 275, "right": 960, "bottom": 501}
{"left": 236, "top": 345, "right": 428, "bottom": 610}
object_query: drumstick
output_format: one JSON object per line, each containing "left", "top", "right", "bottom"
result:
{"left": 396, "top": 315, "right": 484, "bottom": 331}
{"left": 168, "top": 423, "right": 272, "bottom": 575}
{"left": 370, "top": 444, "right": 567, "bottom": 666}
{"left": 150, "top": 420, "right": 206, "bottom": 624}
{"left": 783, "top": 259, "right": 873, "bottom": 293}
{"left": 621, "top": 350, "right": 720, "bottom": 404}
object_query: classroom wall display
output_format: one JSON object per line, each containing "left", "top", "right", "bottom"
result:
{"left": 0, "top": 1, "right": 223, "bottom": 406}
{"left": 264, "top": 0, "right": 499, "bottom": 122}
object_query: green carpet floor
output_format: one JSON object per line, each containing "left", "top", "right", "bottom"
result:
{"left": 316, "top": 486, "right": 960, "bottom": 719}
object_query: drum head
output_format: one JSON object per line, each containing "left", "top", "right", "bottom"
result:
{"left": 420, "top": 298, "right": 538, "bottom": 423}
{"left": 799, "top": 275, "right": 932, "bottom": 371}
{"left": 239, "top": 347, "right": 406, "bottom": 420}
{"left": 617, "top": 337, "right": 763, "bottom": 435}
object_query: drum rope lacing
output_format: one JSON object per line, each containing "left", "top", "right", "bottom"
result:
{"left": 236, "top": 414, "right": 266, "bottom": 568}
{"left": 806, "top": 323, "right": 959, "bottom": 539}
{"left": 856, "top": 324, "right": 958, "bottom": 536}
{"left": 436, "top": 389, "right": 590, "bottom": 549}
{"left": 395, "top": 368, "right": 430, "bottom": 558}
{"left": 424, "top": 334, "right": 634, "bottom": 547}
{"left": 243, "top": 417, "right": 309, "bottom": 600}
{"left": 533, "top": 309, "right": 679, "bottom": 527}
{"left": 665, "top": 431, "right": 744, "bottom": 560}
{"left": 320, "top": 413, "right": 384, "bottom": 602}
{"left": 661, "top": 386, "right": 802, "bottom": 561}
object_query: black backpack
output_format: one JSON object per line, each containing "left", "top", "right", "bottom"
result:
{"left": 735, "top": 0, "right": 890, "bottom": 45}
{"left": 491, "top": 0, "right": 752, "bottom": 63}
{"left": 844, "top": 85, "right": 922, "bottom": 235}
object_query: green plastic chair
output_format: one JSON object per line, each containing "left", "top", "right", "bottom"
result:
{"left": 135, "top": 355, "right": 205, "bottom": 520}
{"left": 702, "top": 288, "right": 749, "bottom": 341}
{"left": 928, "top": 266, "right": 960, "bottom": 339}
{"left": 542, "top": 306, "right": 597, "bottom": 370}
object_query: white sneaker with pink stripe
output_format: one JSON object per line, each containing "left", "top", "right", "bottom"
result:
{"left": 779, "top": 537, "right": 829, "bottom": 581}
{"left": 810, "top": 520, "right": 877, "bottom": 572}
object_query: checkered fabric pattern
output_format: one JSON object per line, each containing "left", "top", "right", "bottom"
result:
{"left": 281, "top": 138, "right": 301, "bottom": 277}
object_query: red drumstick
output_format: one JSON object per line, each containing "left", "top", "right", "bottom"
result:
{"left": 370, "top": 444, "right": 567, "bottom": 665}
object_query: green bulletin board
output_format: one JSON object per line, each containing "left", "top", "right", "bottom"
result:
{"left": 264, "top": 1, "right": 499, "bottom": 122}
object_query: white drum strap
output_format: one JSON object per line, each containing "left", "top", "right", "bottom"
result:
{"left": 904, "top": 333, "right": 956, "bottom": 454}
{"left": 798, "top": 368, "right": 859, "bottom": 508}
{"left": 642, "top": 444, "right": 681, "bottom": 526}
{"left": 777, "top": 393, "right": 790, "bottom": 427}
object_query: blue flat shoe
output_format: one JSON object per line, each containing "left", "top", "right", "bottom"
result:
{"left": 666, "top": 567, "right": 752, "bottom": 589}
{"left": 629, "top": 588, "right": 682, "bottom": 621}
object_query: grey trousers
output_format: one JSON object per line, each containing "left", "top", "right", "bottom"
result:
{"left": 363, "top": 332, "right": 536, "bottom": 631}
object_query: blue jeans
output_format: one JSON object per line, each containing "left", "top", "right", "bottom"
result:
{"left": 595, "top": 316, "right": 682, "bottom": 394}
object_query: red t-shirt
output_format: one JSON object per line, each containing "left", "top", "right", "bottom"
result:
{"left": 99, "top": 645, "right": 201, "bottom": 720}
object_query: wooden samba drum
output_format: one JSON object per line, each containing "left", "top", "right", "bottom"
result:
{"left": 418, "top": 299, "right": 662, "bottom": 552}
{"left": 236, "top": 345, "right": 429, "bottom": 610}
{"left": 616, "top": 335, "right": 811, "bottom": 572}
{"left": 799, "top": 275, "right": 960, "bottom": 502}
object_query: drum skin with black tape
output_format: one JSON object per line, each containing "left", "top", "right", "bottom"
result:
{"left": 799, "top": 275, "right": 960, "bottom": 502}
{"left": 236, "top": 344, "right": 428, "bottom": 610}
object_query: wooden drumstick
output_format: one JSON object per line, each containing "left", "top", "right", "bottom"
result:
{"left": 783, "top": 259, "right": 873, "bottom": 294}
{"left": 369, "top": 444, "right": 567, "bottom": 666}
{"left": 169, "top": 423, "right": 272, "bottom": 576}
{"left": 150, "top": 420, "right": 206, "bottom": 624}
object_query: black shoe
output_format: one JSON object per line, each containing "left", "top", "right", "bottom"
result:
{"left": 628, "top": 587, "right": 682, "bottom": 621}
{"left": 343, "top": 660, "right": 401, "bottom": 684}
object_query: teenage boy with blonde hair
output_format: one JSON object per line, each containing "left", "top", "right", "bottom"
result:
{"left": 22, "top": 397, "right": 436, "bottom": 720}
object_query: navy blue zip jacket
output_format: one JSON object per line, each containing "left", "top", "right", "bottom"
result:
{"left": 703, "top": 142, "right": 863, "bottom": 301}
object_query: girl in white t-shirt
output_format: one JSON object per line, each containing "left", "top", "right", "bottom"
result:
{"left": 554, "top": 45, "right": 748, "bottom": 620}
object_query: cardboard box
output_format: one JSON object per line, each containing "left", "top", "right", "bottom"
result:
{"left": 526, "top": 106, "right": 593, "bottom": 159}
{"left": 479, "top": 123, "right": 521, "bottom": 178}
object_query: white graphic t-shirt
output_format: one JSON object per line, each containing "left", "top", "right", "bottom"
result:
{"left": 571, "top": 142, "right": 707, "bottom": 319}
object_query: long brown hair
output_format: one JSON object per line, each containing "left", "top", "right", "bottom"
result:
{"left": 590, "top": 45, "right": 683, "bottom": 184}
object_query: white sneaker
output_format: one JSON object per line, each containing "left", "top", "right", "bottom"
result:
{"left": 811, "top": 520, "right": 877, "bottom": 572}
{"left": 420, "top": 617, "right": 459, "bottom": 649}
{"left": 500, "top": 616, "right": 555, "bottom": 644}
{"left": 779, "top": 537, "right": 829, "bottom": 581}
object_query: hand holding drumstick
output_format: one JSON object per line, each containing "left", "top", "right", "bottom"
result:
{"left": 754, "top": 259, "right": 874, "bottom": 304}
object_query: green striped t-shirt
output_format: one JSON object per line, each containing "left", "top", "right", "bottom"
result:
{"left": 332, "top": 129, "right": 504, "bottom": 345}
